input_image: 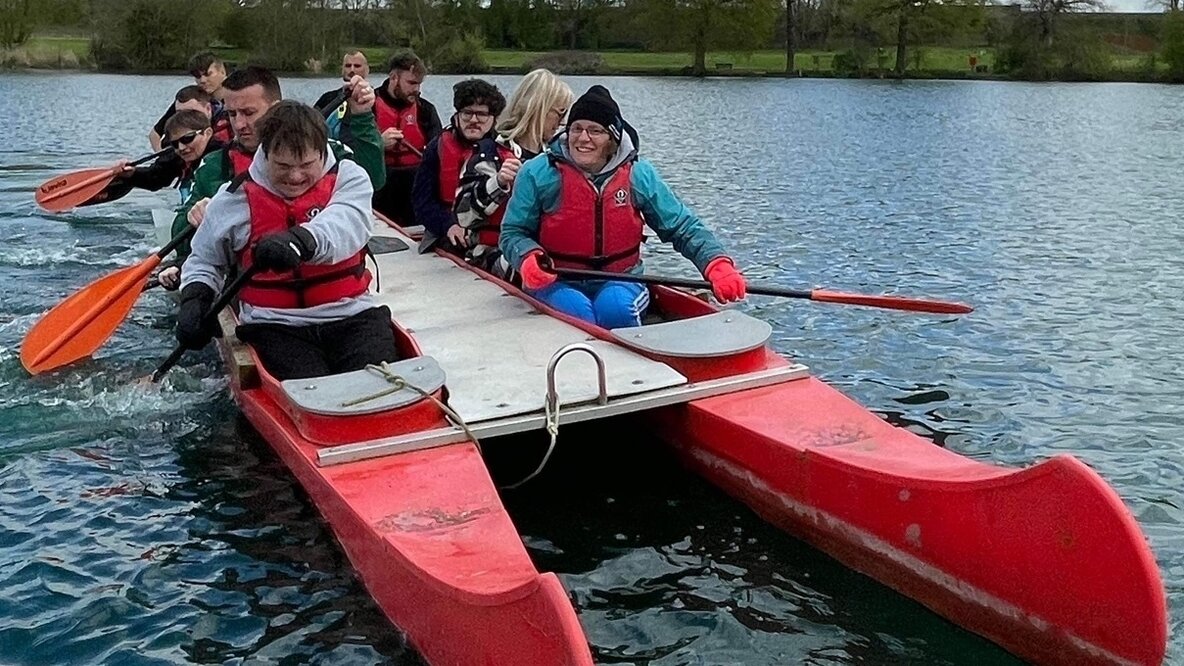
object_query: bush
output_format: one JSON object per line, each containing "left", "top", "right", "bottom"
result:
{"left": 88, "top": 0, "right": 193, "bottom": 70}
{"left": 831, "top": 46, "right": 873, "bottom": 76}
{"left": 996, "top": 19, "right": 1110, "bottom": 81}
{"left": 523, "top": 50, "right": 604, "bottom": 74}
{"left": 426, "top": 32, "right": 489, "bottom": 74}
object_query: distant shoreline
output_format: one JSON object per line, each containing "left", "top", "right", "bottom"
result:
{"left": 1, "top": 40, "right": 1176, "bottom": 84}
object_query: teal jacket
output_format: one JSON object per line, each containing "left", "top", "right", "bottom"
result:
{"left": 499, "top": 131, "right": 728, "bottom": 276}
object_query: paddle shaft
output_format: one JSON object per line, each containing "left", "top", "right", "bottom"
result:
{"left": 398, "top": 138, "right": 423, "bottom": 158}
{"left": 151, "top": 268, "right": 257, "bottom": 382}
{"left": 551, "top": 267, "right": 972, "bottom": 314}
{"left": 554, "top": 267, "right": 809, "bottom": 296}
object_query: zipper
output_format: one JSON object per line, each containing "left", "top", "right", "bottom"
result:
{"left": 590, "top": 175, "right": 604, "bottom": 262}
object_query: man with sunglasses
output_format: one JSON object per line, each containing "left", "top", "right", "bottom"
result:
{"left": 372, "top": 50, "right": 443, "bottom": 226}
{"left": 88, "top": 110, "right": 224, "bottom": 208}
{"left": 149, "top": 52, "right": 229, "bottom": 151}
{"left": 499, "top": 85, "right": 748, "bottom": 328}
{"left": 412, "top": 79, "right": 505, "bottom": 249}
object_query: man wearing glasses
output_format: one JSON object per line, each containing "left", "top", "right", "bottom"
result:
{"left": 149, "top": 52, "right": 229, "bottom": 151}
{"left": 372, "top": 50, "right": 443, "bottom": 226}
{"left": 499, "top": 85, "right": 748, "bottom": 328}
{"left": 412, "top": 79, "right": 506, "bottom": 249}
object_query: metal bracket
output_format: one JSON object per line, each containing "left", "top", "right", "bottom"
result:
{"left": 545, "top": 343, "right": 609, "bottom": 414}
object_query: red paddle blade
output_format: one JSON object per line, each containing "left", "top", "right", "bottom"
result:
{"left": 810, "top": 289, "right": 974, "bottom": 314}
{"left": 35, "top": 167, "right": 119, "bottom": 213}
{"left": 21, "top": 257, "right": 161, "bottom": 374}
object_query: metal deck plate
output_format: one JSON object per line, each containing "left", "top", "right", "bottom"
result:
{"left": 280, "top": 356, "right": 446, "bottom": 416}
{"left": 369, "top": 228, "right": 688, "bottom": 423}
{"left": 611, "top": 311, "right": 773, "bottom": 358}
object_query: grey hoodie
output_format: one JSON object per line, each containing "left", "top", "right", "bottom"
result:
{"left": 180, "top": 145, "right": 378, "bottom": 326}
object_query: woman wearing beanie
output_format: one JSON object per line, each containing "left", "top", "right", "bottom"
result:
{"left": 453, "top": 69, "right": 574, "bottom": 277}
{"left": 498, "top": 84, "right": 747, "bottom": 328}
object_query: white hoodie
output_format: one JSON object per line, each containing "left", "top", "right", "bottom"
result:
{"left": 180, "top": 145, "right": 378, "bottom": 326}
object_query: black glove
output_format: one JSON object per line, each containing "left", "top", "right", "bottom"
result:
{"left": 252, "top": 226, "right": 317, "bottom": 273}
{"left": 176, "top": 283, "right": 221, "bottom": 350}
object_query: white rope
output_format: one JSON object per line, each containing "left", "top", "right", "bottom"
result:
{"left": 342, "top": 362, "right": 481, "bottom": 453}
{"left": 502, "top": 393, "right": 561, "bottom": 490}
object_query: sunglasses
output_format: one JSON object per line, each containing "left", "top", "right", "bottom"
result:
{"left": 163, "top": 131, "right": 202, "bottom": 150}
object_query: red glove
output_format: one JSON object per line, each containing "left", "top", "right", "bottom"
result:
{"left": 704, "top": 257, "right": 747, "bottom": 303}
{"left": 520, "top": 251, "right": 557, "bottom": 290}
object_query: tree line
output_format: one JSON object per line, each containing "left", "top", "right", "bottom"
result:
{"left": 2, "top": 0, "right": 1183, "bottom": 80}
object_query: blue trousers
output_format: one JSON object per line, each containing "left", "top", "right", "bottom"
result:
{"left": 530, "top": 279, "right": 650, "bottom": 329}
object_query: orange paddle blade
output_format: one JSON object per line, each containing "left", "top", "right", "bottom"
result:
{"left": 35, "top": 166, "right": 120, "bottom": 213}
{"left": 21, "top": 257, "right": 162, "bottom": 374}
{"left": 810, "top": 289, "right": 974, "bottom": 314}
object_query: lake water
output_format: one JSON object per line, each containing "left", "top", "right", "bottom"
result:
{"left": 0, "top": 72, "right": 1180, "bottom": 664}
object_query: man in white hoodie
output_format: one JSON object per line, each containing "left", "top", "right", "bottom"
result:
{"left": 177, "top": 100, "right": 397, "bottom": 380}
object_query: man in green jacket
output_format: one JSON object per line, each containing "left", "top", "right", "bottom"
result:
{"left": 171, "top": 66, "right": 385, "bottom": 262}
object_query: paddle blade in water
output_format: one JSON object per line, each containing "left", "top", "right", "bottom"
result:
{"left": 21, "top": 258, "right": 160, "bottom": 374}
{"left": 810, "top": 289, "right": 974, "bottom": 314}
{"left": 35, "top": 167, "right": 119, "bottom": 213}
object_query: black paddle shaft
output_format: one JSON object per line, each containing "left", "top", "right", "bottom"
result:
{"left": 131, "top": 146, "right": 175, "bottom": 167}
{"left": 151, "top": 268, "right": 258, "bottom": 383}
{"left": 550, "top": 267, "right": 812, "bottom": 299}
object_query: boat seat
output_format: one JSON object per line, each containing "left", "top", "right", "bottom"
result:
{"left": 280, "top": 356, "right": 446, "bottom": 416}
{"left": 610, "top": 311, "right": 772, "bottom": 358}
{"left": 367, "top": 236, "right": 410, "bottom": 255}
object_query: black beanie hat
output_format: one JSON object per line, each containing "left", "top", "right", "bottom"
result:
{"left": 567, "top": 85, "right": 622, "bottom": 141}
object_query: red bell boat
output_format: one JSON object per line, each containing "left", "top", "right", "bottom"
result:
{"left": 213, "top": 220, "right": 1167, "bottom": 666}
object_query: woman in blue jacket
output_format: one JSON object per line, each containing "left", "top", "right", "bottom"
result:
{"left": 498, "top": 85, "right": 747, "bottom": 328}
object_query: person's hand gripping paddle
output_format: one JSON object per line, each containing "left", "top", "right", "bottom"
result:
{"left": 34, "top": 147, "right": 173, "bottom": 213}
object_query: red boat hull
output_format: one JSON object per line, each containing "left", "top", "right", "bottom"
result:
{"left": 231, "top": 375, "right": 593, "bottom": 666}
{"left": 652, "top": 377, "right": 1167, "bottom": 666}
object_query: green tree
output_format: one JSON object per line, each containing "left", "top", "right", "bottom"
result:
{"left": 245, "top": 0, "right": 345, "bottom": 71}
{"left": 840, "top": 0, "right": 983, "bottom": 77}
{"left": 0, "top": 0, "right": 36, "bottom": 48}
{"left": 630, "top": 0, "right": 780, "bottom": 75}
{"left": 1164, "top": 9, "right": 1184, "bottom": 80}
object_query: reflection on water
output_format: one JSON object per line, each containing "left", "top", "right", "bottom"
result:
{"left": 1, "top": 72, "right": 1181, "bottom": 664}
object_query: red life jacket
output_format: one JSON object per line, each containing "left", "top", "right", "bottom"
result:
{"left": 211, "top": 109, "right": 233, "bottom": 144}
{"left": 538, "top": 160, "right": 644, "bottom": 273}
{"left": 436, "top": 131, "right": 476, "bottom": 209}
{"left": 375, "top": 95, "right": 426, "bottom": 169}
{"left": 472, "top": 141, "right": 518, "bottom": 247}
{"left": 234, "top": 167, "right": 372, "bottom": 309}
{"left": 221, "top": 143, "right": 255, "bottom": 181}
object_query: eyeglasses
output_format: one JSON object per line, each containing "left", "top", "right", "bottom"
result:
{"left": 549, "top": 107, "right": 568, "bottom": 118}
{"left": 163, "top": 131, "right": 202, "bottom": 150}
{"left": 570, "top": 125, "right": 609, "bottom": 139}
{"left": 458, "top": 109, "right": 493, "bottom": 121}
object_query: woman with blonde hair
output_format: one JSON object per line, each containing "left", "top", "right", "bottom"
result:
{"left": 452, "top": 69, "right": 573, "bottom": 277}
